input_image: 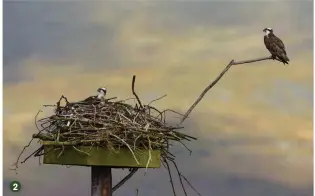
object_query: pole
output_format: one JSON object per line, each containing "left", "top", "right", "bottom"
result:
{"left": 91, "top": 166, "right": 112, "bottom": 196}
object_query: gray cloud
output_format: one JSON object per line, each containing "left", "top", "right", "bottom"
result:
{"left": 252, "top": 79, "right": 313, "bottom": 117}
{"left": 4, "top": 2, "right": 121, "bottom": 83}
{"left": 4, "top": 2, "right": 119, "bottom": 64}
{"left": 4, "top": 1, "right": 313, "bottom": 84}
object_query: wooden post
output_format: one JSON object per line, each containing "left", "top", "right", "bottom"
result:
{"left": 91, "top": 166, "right": 112, "bottom": 196}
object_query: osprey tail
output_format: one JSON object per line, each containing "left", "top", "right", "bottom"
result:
{"left": 279, "top": 53, "right": 290, "bottom": 65}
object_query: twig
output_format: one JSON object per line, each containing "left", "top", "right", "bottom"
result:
{"left": 180, "top": 174, "right": 202, "bottom": 196}
{"left": 38, "top": 139, "right": 108, "bottom": 146}
{"left": 164, "top": 159, "right": 177, "bottom": 196}
{"left": 169, "top": 160, "right": 188, "bottom": 196}
{"left": 35, "top": 110, "right": 43, "bottom": 131}
{"left": 73, "top": 146, "right": 90, "bottom": 156}
{"left": 162, "top": 109, "right": 186, "bottom": 117}
{"left": 112, "top": 168, "right": 138, "bottom": 192}
{"left": 145, "top": 136, "right": 152, "bottom": 175}
{"left": 35, "top": 146, "right": 53, "bottom": 156}
{"left": 179, "top": 141, "right": 192, "bottom": 155}
{"left": 148, "top": 94, "right": 167, "bottom": 106}
{"left": 57, "top": 95, "right": 69, "bottom": 107}
{"left": 132, "top": 75, "right": 143, "bottom": 109}
{"left": 12, "top": 138, "right": 34, "bottom": 170}
{"left": 12, "top": 110, "right": 42, "bottom": 169}
{"left": 43, "top": 104, "right": 56, "bottom": 107}
{"left": 105, "top": 97, "right": 118, "bottom": 101}
{"left": 57, "top": 145, "right": 65, "bottom": 158}
{"left": 21, "top": 146, "right": 44, "bottom": 164}
{"left": 179, "top": 56, "right": 282, "bottom": 124}
{"left": 109, "top": 133, "right": 140, "bottom": 165}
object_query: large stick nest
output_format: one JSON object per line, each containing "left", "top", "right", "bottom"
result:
{"left": 14, "top": 76, "right": 200, "bottom": 195}
{"left": 34, "top": 94, "right": 195, "bottom": 154}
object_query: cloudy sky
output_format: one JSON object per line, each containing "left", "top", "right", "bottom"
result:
{"left": 3, "top": 1, "right": 313, "bottom": 196}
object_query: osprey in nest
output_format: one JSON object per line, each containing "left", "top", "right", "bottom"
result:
{"left": 263, "top": 28, "right": 290, "bottom": 65}
{"left": 82, "top": 87, "right": 107, "bottom": 103}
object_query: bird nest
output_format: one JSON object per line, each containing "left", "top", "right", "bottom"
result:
{"left": 14, "top": 76, "right": 200, "bottom": 195}
{"left": 32, "top": 94, "right": 194, "bottom": 158}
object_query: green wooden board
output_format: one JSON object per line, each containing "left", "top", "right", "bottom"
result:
{"left": 43, "top": 145, "right": 161, "bottom": 168}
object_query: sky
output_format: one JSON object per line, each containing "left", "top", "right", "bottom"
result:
{"left": 3, "top": 1, "right": 313, "bottom": 196}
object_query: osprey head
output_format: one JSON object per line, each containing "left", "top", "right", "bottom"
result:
{"left": 263, "top": 28, "right": 273, "bottom": 37}
{"left": 97, "top": 87, "right": 107, "bottom": 99}
{"left": 97, "top": 87, "right": 107, "bottom": 94}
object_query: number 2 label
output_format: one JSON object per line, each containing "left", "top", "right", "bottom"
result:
{"left": 10, "top": 181, "right": 21, "bottom": 192}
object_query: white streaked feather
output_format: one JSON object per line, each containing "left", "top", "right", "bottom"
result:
{"left": 97, "top": 90, "right": 105, "bottom": 99}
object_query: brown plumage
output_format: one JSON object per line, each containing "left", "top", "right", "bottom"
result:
{"left": 263, "top": 28, "right": 290, "bottom": 65}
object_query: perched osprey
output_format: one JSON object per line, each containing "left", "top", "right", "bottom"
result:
{"left": 82, "top": 87, "right": 107, "bottom": 103}
{"left": 263, "top": 28, "right": 290, "bottom": 65}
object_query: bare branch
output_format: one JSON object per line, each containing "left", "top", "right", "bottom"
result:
{"left": 180, "top": 174, "right": 202, "bottom": 196}
{"left": 11, "top": 110, "right": 42, "bottom": 170}
{"left": 148, "top": 94, "right": 167, "bottom": 106}
{"left": 21, "top": 146, "right": 44, "bottom": 164}
{"left": 179, "top": 56, "right": 282, "bottom": 124}
{"left": 112, "top": 168, "right": 138, "bottom": 192}
{"left": 169, "top": 160, "right": 188, "bottom": 196}
{"left": 234, "top": 56, "right": 278, "bottom": 65}
{"left": 132, "top": 75, "right": 143, "bottom": 109}
{"left": 163, "top": 160, "right": 177, "bottom": 196}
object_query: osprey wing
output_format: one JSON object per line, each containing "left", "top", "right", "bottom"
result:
{"left": 264, "top": 36, "right": 275, "bottom": 53}
{"left": 264, "top": 36, "right": 282, "bottom": 55}
{"left": 265, "top": 35, "right": 290, "bottom": 64}
{"left": 273, "top": 35, "right": 286, "bottom": 54}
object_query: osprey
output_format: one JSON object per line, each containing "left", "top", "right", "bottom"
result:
{"left": 82, "top": 87, "right": 107, "bottom": 103}
{"left": 263, "top": 28, "right": 290, "bottom": 65}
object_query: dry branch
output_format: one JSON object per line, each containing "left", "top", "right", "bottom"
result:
{"left": 132, "top": 75, "right": 143, "bottom": 109}
{"left": 179, "top": 56, "right": 282, "bottom": 124}
{"left": 112, "top": 168, "right": 138, "bottom": 192}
